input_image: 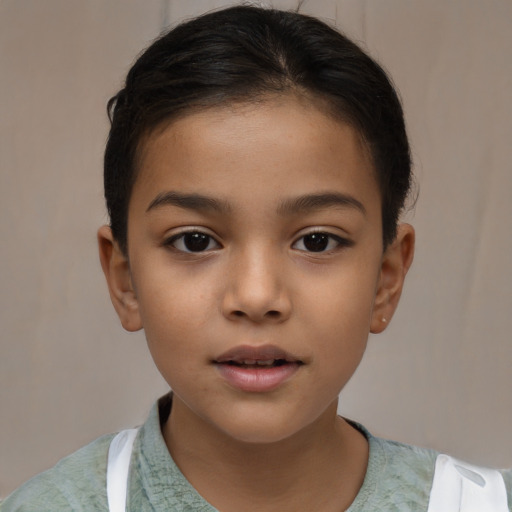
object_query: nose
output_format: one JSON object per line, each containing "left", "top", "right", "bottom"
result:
{"left": 221, "top": 245, "right": 292, "bottom": 324}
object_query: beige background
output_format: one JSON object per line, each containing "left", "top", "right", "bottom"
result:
{"left": 1, "top": 0, "right": 511, "bottom": 498}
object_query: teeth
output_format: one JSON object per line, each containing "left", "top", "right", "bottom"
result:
{"left": 256, "top": 360, "right": 275, "bottom": 366}
{"left": 238, "top": 359, "right": 275, "bottom": 366}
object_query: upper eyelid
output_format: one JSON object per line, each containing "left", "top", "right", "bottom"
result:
{"left": 164, "top": 228, "right": 221, "bottom": 245}
{"left": 163, "top": 227, "right": 351, "bottom": 244}
{"left": 165, "top": 226, "right": 218, "bottom": 239}
{"left": 291, "top": 229, "right": 354, "bottom": 250}
{"left": 292, "top": 226, "right": 352, "bottom": 240}
{"left": 293, "top": 232, "right": 349, "bottom": 244}
{"left": 164, "top": 230, "right": 221, "bottom": 254}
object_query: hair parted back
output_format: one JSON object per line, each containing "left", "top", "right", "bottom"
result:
{"left": 104, "top": 5, "right": 412, "bottom": 254}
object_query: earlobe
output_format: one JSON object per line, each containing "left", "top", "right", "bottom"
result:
{"left": 97, "top": 225, "right": 142, "bottom": 332}
{"left": 370, "top": 223, "right": 415, "bottom": 334}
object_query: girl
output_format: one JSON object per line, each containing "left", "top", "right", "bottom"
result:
{"left": 2, "top": 5, "right": 510, "bottom": 511}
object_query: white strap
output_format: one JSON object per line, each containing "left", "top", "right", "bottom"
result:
{"left": 428, "top": 454, "right": 509, "bottom": 512}
{"left": 107, "top": 428, "right": 138, "bottom": 512}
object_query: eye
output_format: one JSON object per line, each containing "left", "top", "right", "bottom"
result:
{"left": 165, "top": 231, "right": 220, "bottom": 253}
{"left": 292, "top": 232, "right": 351, "bottom": 253}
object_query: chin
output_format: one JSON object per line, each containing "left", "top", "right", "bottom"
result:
{"left": 207, "top": 402, "right": 326, "bottom": 446}
{"left": 217, "top": 420, "right": 302, "bottom": 445}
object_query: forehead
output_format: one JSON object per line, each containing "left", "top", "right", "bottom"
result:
{"left": 131, "top": 96, "right": 380, "bottom": 217}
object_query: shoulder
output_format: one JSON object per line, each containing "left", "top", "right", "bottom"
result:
{"left": 347, "top": 424, "right": 438, "bottom": 511}
{"left": 356, "top": 429, "right": 512, "bottom": 512}
{"left": 355, "top": 421, "right": 439, "bottom": 488}
{"left": 374, "top": 435, "right": 439, "bottom": 472}
{"left": 501, "top": 468, "right": 512, "bottom": 510}
{"left": 373, "top": 436, "right": 437, "bottom": 503}
{"left": 1, "top": 433, "right": 114, "bottom": 512}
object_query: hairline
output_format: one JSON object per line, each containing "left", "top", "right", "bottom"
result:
{"left": 132, "top": 88, "right": 376, "bottom": 192}
{"left": 120, "top": 90, "right": 381, "bottom": 257}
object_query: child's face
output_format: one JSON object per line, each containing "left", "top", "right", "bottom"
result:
{"left": 100, "top": 95, "right": 413, "bottom": 443}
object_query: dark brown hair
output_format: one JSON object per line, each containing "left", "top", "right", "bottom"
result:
{"left": 104, "top": 5, "right": 411, "bottom": 253}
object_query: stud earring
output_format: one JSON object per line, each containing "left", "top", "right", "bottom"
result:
{"left": 382, "top": 317, "right": 387, "bottom": 323}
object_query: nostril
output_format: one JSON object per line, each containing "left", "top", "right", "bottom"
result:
{"left": 227, "top": 309, "right": 286, "bottom": 321}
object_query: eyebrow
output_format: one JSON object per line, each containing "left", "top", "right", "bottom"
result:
{"left": 146, "top": 191, "right": 231, "bottom": 214}
{"left": 146, "top": 190, "right": 366, "bottom": 217}
{"left": 277, "top": 193, "right": 366, "bottom": 216}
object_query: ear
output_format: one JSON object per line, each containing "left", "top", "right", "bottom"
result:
{"left": 370, "top": 223, "right": 415, "bottom": 333}
{"left": 97, "top": 225, "right": 142, "bottom": 332}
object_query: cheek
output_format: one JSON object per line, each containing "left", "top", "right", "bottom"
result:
{"left": 298, "top": 261, "right": 380, "bottom": 370}
{"left": 133, "top": 276, "right": 204, "bottom": 364}
{"left": 139, "top": 284, "right": 208, "bottom": 388}
{"left": 136, "top": 262, "right": 216, "bottom": 326}
{"left": 304, "top": 265, "right": 379, "bottom": 329}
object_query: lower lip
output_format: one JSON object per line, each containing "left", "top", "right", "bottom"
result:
{"left": 215, "top": 363, "right": 301, "bottom": 392}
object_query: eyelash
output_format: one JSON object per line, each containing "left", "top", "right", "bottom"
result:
{"left": 164, "top": 230, "right": 221, "bottom": 253}
{"left": 164, "top": 229, "right": 353, "bottom": 254}
{"left": 291, "top": 231, "right": 353, "bottom": 253}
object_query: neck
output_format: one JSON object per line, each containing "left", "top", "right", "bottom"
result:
{"left": 163, "top": 396, "right": 368, "bottom": 512}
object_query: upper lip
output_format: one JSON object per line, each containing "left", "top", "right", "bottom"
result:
{"left": 214, "top": 344, "right": 303, "bottom": 364}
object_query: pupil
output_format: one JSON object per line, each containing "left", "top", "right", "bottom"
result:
{"left": 184, "top": 233, "right": 209, "bottom": 252}
{"left": 304, "top": 233, "right": 328, "bottom": 252}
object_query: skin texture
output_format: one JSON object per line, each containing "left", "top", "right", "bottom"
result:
{"left": 98, "top": 96, "right": 414, "bottom": 511}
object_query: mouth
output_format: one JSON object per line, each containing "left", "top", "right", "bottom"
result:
{"left": 223, "top": 359, "right": 293, "bottom": 368}
{"left": 213, "top": 345, "right": 303, "bottom": 392}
